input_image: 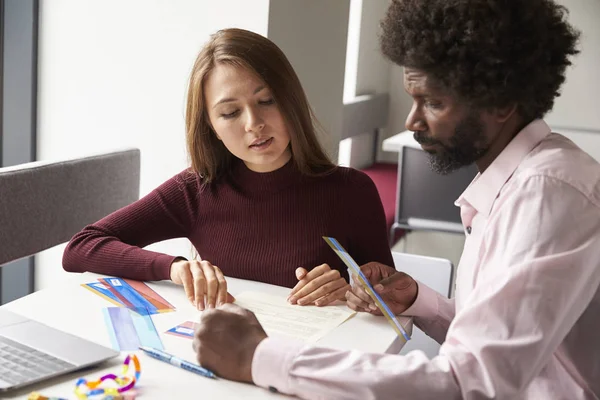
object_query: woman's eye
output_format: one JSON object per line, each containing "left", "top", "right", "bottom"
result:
{"left": 259, "top": 98, "right": 275, "bottom": 105}
{"left": 221, "top": 110, "right": 239, "bottom": 119}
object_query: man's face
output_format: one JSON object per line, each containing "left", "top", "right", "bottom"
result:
{"left": 403, "top": 68, "right": 492, "bottom": 174}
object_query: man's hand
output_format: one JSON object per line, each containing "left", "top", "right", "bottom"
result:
{"left": 170, "top": 259, "right": 235, "bottom": 310}
{"left": 193, "top": 303, "right": 268, "bottom": 382}
{"left": 288, "top": 263, "right": 350, "bottom": 307}
{"left": 346, "top": 262, "right": 418, "bottom": 315}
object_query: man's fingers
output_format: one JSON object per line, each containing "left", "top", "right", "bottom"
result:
{"left": 212, "top": 266, "right": 228, "bottom": 306}
{"left": 219, "top": 302, "right": 245, "bottom": 313}
{"left": 359, "top": 262, "right": 381, "bottom": 280}
{"left": 351, "top": 275, "right": 374, "bottom": 303}
{"left": 192, "top": 335, "right": 199, "bottom": 353}
{"left": 218, "top": 303, "right": 257, "bottom": 320}
{"left": 377, "top": 272, "right": 413, "bottom": 291}
{"left": 190, "top": 262, "right": 206, "bottom": 310}
{"left": 345, "top": 290, "right": 371, "bottom": 312}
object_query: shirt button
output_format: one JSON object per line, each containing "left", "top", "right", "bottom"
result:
{"left": 466, "top": 226, "right": 472, "bottom": 234}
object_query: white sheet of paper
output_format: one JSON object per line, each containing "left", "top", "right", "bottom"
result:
{"left": 234, "top": 291, "right": 356, "bottom": 342}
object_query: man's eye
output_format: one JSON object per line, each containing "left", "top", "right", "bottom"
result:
{"left": 426, "top": 102, "right": 442, "bottom": 109}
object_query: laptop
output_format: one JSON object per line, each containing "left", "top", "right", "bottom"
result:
{"left": 0, "top": 308, "right": 119, "bottom": 392}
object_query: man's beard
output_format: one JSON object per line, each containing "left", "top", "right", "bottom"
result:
{"left": 414, "top": 113, "right": 489, "bottom": 175}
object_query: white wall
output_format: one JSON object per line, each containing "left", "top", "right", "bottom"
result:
{"left": 35, "top": 0, "right": 270, "bottom": 290}
{"left": 383, "top": 64, "right": 412, "bottom": 163}
{"left": 547, "top": 0, "right": 600, "bottom": 132}
{"left": 341, "top": 0, "right": 394, "bottom": 167}
{"left": 546, "top": 0, "right": 600, "bottom": 160}
{"left": 354, "top": 0, "right": 392, "bottom": 98}
{"left": 267, "top": 0, "right": 350, "bottom": 162}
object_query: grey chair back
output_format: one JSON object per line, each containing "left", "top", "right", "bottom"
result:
{"left": 393, "top": 146, "right": 477, "bottom": 235}
{"left": 0, "top": 148, "right": 140, "bottom": 266}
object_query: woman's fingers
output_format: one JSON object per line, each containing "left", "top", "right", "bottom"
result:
{"left": 190, "top": 262, "right": 206, "bottom": 310}
{"left": 288, "top": 268, "right": 309, "bottom": 300}
{"left": 226, "top": 292, "right": 236, "bottom": 303}
{"left": 178, "top": 263, "right": 195, "bottom": 305}
{"left": 295, "top": 267, "right": 308, "bottom": 280}
{"left": 313, "top": 283, "right": 351, "bottom": 307}
{"left": 295, "top": 274, "right": 348, "bottom": 305}
{"left": 200, "top": 261, "right": 220, "bottom": 309}
{"left": 288, "top": 265, "right": 327, "bottom": 301}
{"left": 173, "top": 260, "right": 229, "bottom": 310}
{"left": 213, "top": 266, "right": 228, "bottom": 306}
{"left": 288, "top": 265, "right": 349, "bottom": 306}
{"left": 288, "top": 266, "right": 331, "bottom": 304}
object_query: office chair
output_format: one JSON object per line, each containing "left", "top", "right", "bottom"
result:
{"left": 0, "top": 149, "right": 140, "bottom": 301}
{"left": 392, "top": 251, "right": 454, "bottom": 359}
{"left": 390, "top": 146, "right": 478, "bottom": 240}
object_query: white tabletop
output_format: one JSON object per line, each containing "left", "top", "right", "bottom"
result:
{"left": 1, "top": 273, "right": 411, "bottom": 399}
{"left": 382, "top": 130, "right": 421, "bottom": 153}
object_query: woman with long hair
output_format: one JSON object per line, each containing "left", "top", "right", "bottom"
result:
{"left": 63, "top": 28, "right": 392, "bottom": 309}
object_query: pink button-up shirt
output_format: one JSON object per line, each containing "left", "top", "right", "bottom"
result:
{"left": 251, "top": 120, "right": 600, "bottom": 399}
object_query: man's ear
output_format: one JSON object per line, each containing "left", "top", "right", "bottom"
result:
{"left": 494, "top": 104, "right": 518, "bottom": 123}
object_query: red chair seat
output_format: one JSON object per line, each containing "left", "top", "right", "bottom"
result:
{"left": 360, "top": 162, "right": 404, "bottom": 244}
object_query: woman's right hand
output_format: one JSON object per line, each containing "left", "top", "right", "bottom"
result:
{"left": 170, "top": 259, "right": 235, "bottom": 310}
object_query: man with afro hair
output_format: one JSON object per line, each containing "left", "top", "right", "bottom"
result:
{"left": 192, "top": 1, "right": 600, "bottom": 399}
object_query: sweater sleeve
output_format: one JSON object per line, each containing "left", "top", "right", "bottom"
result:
{"left": 62, "top": 171, "right": 201, "bottom": 281}
{"left": 345, "top": 170, "right": 394, "bottom": 268}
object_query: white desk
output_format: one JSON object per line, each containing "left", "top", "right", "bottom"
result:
{"left": 1, "top": 273, "right": 411, "bottom": 399}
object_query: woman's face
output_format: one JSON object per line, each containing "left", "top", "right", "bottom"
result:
{"left": 204, "top": 63, "right": 292, "bottom": 173}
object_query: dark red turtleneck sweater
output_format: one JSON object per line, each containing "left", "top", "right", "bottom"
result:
{"left": 63, "top": 160, "right": 393, "bottom": 288}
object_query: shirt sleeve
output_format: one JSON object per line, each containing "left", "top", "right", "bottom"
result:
{"left": 251, "top": 175, "right": 600, "bottom": 399}
{"left": 62, "top": 171, "right": 201, "bottom": 281}
{"left": 401, "top": 280, "right": 456, "bottom": 344}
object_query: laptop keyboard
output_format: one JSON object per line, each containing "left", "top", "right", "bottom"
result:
{"left": 0, "top": 335, "right": 75, "bottom": 386}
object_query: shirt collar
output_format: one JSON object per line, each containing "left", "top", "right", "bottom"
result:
{"left": 455, "top": 119, "right": 551, "bottom": 216}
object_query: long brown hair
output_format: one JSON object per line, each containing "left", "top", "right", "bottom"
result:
{"left": 185, "top": 28, "right": 335, "bottom": 184}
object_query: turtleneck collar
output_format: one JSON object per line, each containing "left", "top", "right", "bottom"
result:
{"left": 229, "top": 157, "right": 303, "bottom": 195}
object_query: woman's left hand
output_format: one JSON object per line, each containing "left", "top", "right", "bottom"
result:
{"left": 287, "top": 263, "right": 350, "bottom": 307}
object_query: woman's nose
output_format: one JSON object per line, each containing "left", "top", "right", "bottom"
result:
{"left": 245, "top": 108, "right": 265, "bottom": 133}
